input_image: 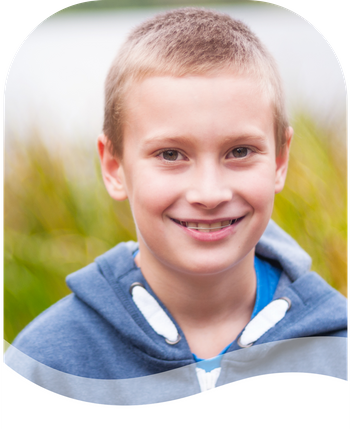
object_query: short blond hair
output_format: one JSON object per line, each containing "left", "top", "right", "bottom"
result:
{"left": 103, "top": 7, "right": 289, "bottom": 157}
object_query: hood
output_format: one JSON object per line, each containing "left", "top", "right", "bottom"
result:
{"left": 66, "top": 220, "right": 346, "bottom": 364}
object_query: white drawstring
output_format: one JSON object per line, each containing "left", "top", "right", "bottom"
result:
{"left": 238, "top": 297, "right": 291, "bottom": 348}
{"left": 196, "top": 367, "right": 222, "bottom": 392}
{"left": 130, "top": 283, "right": 180, "bottom": 344}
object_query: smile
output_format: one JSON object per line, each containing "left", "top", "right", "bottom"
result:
{"left": 171, "top": 218, "right": 242, "bottom": 232}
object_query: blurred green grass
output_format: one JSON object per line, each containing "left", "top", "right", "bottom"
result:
{"left": 4, "top": 113, "right": 347, "bottom": 343}
{"left": 4, "top": 139, "right": 136, "bottom": 343}
{"left": 273, "top": 113, "right": 347, "bottom": 298}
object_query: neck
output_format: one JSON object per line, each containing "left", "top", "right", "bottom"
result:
{"left": 135, "top": 245, "right": 257, "bottom": 358}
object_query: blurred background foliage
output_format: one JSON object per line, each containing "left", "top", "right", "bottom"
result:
{"left": 57, "top": 0, "right": 256, "bottom": 14}
{"left": 273, "top": 113, "right": 347, "bottom": 297}
{"left": 4, "top": 139, "right": 136, "bottom": 343}
{"left": 4, "top": 112, "right": 347, "bottom": 344}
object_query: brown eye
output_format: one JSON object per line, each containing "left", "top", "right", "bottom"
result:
{"left": 162, "top": 150, "right": 179, "bottom": 161}
{"left": 230, "top": 147, "right": 249, "bottom": 158}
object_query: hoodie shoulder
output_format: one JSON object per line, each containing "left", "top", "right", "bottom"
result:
{"left": 9, "top": 290, "right": 119, "bottom": 377}
{"left": 9, "top": 242, "right": 139, "bottom": 378}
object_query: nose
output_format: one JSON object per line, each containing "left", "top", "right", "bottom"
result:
{"left": 185, "top": 162, "right": 232, "bottom": 209}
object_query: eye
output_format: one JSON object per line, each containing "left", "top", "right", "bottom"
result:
{"left": 159, "top": 150, "right": 185, "bottom": 161}
{"left": 227, "top": 147, "right": 251, "bottom": 159}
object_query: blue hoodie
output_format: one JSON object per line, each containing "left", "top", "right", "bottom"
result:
{"left": 5, "top": 220, "right": 347, "bottom": 405}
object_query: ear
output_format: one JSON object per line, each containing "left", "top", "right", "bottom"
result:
{"left": 97, "top": 134, "right": 128, "bottom": 201}
{"left": 275, "top": 126, "right": 293, "bottom": 194}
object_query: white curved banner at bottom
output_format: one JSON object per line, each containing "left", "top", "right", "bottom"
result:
{"left": 2, "top": 364, "right": 349, "bottom": 429}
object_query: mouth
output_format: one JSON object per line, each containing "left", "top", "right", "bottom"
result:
{"left": 171, "top": 217, "right": 243, "bottom": 233}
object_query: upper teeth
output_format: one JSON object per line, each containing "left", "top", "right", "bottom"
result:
{"left": 179, "top": 219, "right": 236, "bottom": 230}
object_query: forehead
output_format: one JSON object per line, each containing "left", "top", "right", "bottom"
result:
{"left": 123, "top": 73, "right": 275, "bottom": 150}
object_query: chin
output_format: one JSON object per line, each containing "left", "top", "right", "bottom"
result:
{"left": 175, "top": 257, "right": 235, "bottom": 277}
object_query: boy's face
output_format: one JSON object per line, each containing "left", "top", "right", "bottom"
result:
{"left": 99, "top": 74, "right": 292, "bottom": 276}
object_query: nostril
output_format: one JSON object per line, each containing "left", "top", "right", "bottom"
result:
{"left": 186, "top": 188, "right": 232, "bottom": 209}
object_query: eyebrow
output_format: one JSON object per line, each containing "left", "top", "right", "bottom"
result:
{"left": 143, "top": 133, "right": 268, "bottom": 147}
{"left": 143, "top": 135, "right": 193, "bottom": 146}
{"left": 222, "top": 134, "right": 268, "bottom": 146}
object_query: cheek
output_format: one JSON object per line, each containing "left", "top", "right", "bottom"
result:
{"left": 237, "top": 166, "right": 276, "bottom": 210}
{"left": 128, "top": 169, "right": 180, "bottom": 219}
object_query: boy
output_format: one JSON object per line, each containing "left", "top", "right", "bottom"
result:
{"left": 5, "top": 8, "right": 347, "bottom": 405}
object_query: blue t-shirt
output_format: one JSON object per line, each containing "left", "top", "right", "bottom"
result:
{"left": 194, "top": 255, "right": 282, "bottom": 371}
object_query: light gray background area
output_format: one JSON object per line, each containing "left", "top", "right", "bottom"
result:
{"left": 5, "top": 3, "right": 346, "bottom": 147}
